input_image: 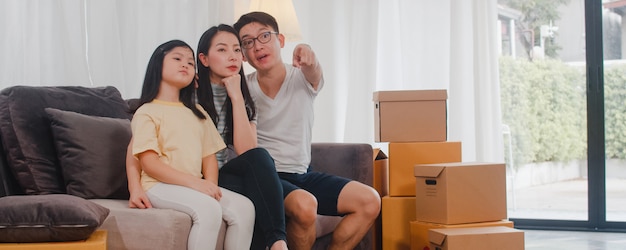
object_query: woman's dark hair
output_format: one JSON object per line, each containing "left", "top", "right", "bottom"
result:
{"left": 196, "top": 24, "right": 256, "bottom": 145}
{"left": 134, "top": 39, "right": 205, "bottom": 119}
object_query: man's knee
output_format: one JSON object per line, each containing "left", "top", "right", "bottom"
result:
{"left": 285, "top": 190, "right": 318, "bottom": 225}
{"left": 338, "top": 182, "right": 381, "bottom": 218}
{"left": 361, "top": 189, "right": 381, "bottom": 218}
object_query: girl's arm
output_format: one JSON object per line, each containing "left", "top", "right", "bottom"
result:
{"left": 223, "top": 74, "right": 257, "bottom": 154}
{"left": 126, "top": 138, "right": 152, "bottom": 209}
{"left": 138, "top": 150, "right": 221, "bottom": 200}
{"left": 201, "top": 154, "right": 222, "bottom": 200}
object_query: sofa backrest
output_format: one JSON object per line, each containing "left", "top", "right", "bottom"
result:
{"left": 310, "top": 143, "right": 373, "bottom": 186}
{"left": 0, "top": 86, "right": 132, "bottom": 195}
{"left": 0, "top": 132, "right": 23, "bottom": 196}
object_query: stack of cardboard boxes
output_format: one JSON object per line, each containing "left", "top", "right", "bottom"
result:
{"left": 411, "top": 162, "right": 523, "bottom": 250}
{"left": 372, "top": 90, "right": 524, "bottom": 250}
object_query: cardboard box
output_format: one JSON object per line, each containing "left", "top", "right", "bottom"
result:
{"left": 373, "top": 214, "right": 382, "bottom": 250}
{"left": 389, "top": 142, "right": 462, "bottom": 196}
{"left": 373, "top": 90, "right": 447, "bottom": 142}
{"left": 382, "top": 196, "right": 416, "bottom": 250}
{"left": 410, "top": 220, "right": 514, "bottom": 250}
{"left": 372, "top": 148, "right": 388, "bottom": 250}
{"left": 429, "top": 226, "right": 524, "bottom": 250}
{"left": 373, "top": 148, "right": 389, "bottom": 197}
{"left": 414, "top": 162, "right": 507, "bottom": 224}
{"left": 0, "top": 230, "right": 107, "bottom": 250}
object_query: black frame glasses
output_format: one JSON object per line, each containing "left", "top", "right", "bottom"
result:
{"left": 241, "top": 31, "right": 278, "bottom": 49}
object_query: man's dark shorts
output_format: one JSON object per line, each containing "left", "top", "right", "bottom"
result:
{"left": 278, "top": 167, "right": 351, "bottom": 216}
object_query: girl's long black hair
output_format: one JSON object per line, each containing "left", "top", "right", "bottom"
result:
{"left": 133, "top": 39, "right": 205, "bottom": 120}
{"left": 196, "top": 24, "right": 256, "bottom": 144}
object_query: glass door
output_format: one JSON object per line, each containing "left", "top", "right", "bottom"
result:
{"left": 498, "top": 0, "right": 626, "bottom": 230}
{"left": 498, "top": 0, "right": 589, "bottom": 221}
{"left": 602, "top": 0, "right": 626, "bottom": 223}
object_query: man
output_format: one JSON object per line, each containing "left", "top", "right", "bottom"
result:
{"left": 234, "top": 12, "right": 381, "bottom": 250}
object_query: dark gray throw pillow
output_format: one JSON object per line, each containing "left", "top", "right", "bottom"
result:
{"left": 0, "top": 86, "right": 132, "bottom": 195}
{"left": 0, "top": 194, "right": 109, "bottom": 243}
{"left": 46, "top": 108, "right": 131, "bottom": 199}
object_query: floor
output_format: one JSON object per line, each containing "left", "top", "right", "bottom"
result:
{"left": 507, "top": 178, "right": 626, "bottom": 250}
{"left": 509, "top": 178, "right": 626, "bottom": 221}
{"left": 525, "top": 229, "right": 626, "bottom": 250}
{"left": 511, "top": 178, "right": 626, "bottom": 249}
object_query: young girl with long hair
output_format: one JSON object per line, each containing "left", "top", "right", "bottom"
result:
{"left": 130, "top": 39, "right": 254, "bottom": 250}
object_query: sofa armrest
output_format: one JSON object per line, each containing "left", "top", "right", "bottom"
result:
{"left": 310, "top": 143, "right": 373, "bottom": 186}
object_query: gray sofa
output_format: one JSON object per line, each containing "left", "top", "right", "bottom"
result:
{"left": 0, "top": 85, "right": 375, "bottom": 250}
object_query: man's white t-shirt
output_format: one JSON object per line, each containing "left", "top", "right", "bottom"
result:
{"left": 246, "top": 64, "right": 324, "bottom": 174}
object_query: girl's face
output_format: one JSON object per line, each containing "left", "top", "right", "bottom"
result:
{"left": 162, "top": 46, "right": 195, "bottom": 89}
{"left": 203, "top": 31, "right": 243, "bottom": 84}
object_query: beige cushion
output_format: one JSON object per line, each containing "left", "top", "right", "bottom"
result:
{"left": 90, "top": 199, "right": 191, "bottom": 250}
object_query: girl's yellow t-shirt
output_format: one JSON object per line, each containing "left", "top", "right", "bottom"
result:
{"left": 131, "top": 99, "right": 225, "bottom": 191}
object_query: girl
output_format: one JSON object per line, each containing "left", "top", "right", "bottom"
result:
{"left": 196, "top": 24, "right": 288, "bottom": 250}
{"left": 130, "top": 40, "right": 254, "bottom": 250}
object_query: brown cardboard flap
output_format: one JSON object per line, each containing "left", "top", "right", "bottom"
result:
{"left": 373, "top": 89, "right": 447, "bottom": 102}
{"left": 431, "top": 226, "right": 521, "bottom": 236}
{"left": 411, "top": 220, "right": 516, "bottom": 250}
{"left": 428, "top": 227, "right": 525, "bottom": 250}
{"left": 373, "top": 148, "right": 388, "bottom": 161}
{"left": 414, "top": 164, "right": 445, "bottom": 178}
{"left": 414, "top": 162, "right": 505, "bottom": 177}
{"left": 428, "top": 228, "right": 447, "bottom": 246}
{"left": 373, "top": 148, "right": 389, "bottom": 197}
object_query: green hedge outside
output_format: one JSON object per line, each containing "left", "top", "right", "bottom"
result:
{"left": 604, "top": 63, "right": 626, "bottom": 159}
{"left": 499, "top": 57, "right": 626, "bottom": 168}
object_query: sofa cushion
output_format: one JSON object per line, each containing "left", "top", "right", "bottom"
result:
{"left": 0, "top": 86, "right": 132, "bottom": 194}
{"left": 0, "top": 194, "right": 110, "bottom": 243}
{"left": 89, "top": 199, "right": 193, "bottom": 250}
{"left": 45, "top": 108, "right": 131, "bottom": 199}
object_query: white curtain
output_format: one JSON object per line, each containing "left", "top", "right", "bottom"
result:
{"left": 300, "top": 0, "right": 503, "bottom": 162}
{"left": 0, "top": 0, "right": 504, "bottom": 162}
{"left": 0, "top": 0, "right": 233, "bottom": 99}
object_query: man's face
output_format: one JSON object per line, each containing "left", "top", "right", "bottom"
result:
{"left": 238, "top": 22, "right": 284, "bottom": 71}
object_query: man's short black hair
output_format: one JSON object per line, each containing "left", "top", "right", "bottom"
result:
{"left": 234, "top": 11, "right": 279, "bottom": 34}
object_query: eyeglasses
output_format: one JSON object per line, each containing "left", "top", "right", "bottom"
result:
{"left": 241, "top": 31, "right": 278, "bottom": 49}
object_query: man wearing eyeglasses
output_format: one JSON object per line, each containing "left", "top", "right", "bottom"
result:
{"left": 235, "top": 11, "right": 381, "bottom": 250}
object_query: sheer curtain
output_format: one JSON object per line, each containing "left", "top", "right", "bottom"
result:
{"left": 303, "top": 0, "right": 503, "bottom": 162}
{"left": 0, "top": 0, "right": 503, "bottom": 162}
{"left": 0, "top": 0, "right": 232, "bottom": 99}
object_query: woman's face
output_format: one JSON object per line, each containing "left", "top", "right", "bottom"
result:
{"left": 206, "top": 31, "right": 243, "bottom": 84}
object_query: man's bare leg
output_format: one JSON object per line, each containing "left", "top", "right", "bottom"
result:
{"left": 328, "top": 181, "right": 381, "bottom": 250}
{"left": 284, "top": 190, "right": 318, "bottom": 250}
